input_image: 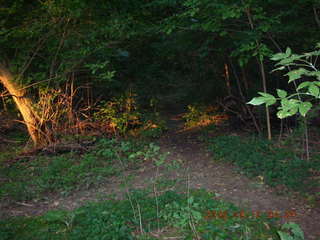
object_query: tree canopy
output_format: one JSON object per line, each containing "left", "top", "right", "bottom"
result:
{"left": 1, "top": 0, "right": 320, "bottom": 144}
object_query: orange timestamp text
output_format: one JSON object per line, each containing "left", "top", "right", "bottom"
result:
{"left": 204, "top": 210, "right": 297, "bottom": 220}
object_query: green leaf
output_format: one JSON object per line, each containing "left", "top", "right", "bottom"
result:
{"left": 277, "top": 99, "right": 300, "bottom": 119}
{"left": 277, "top": 54, "right": 303, "bottom": 66}
{"left": 247, "top": 97, "right": 266, "bottom": 105}
{"left": 285, "top": 68, "right": 307, "bottom": 83}
{"left": 277, "top": 89, "right": 287, "bottom": 98}
{"left": 306, "top": 71, "right": 320, "bottom": 80}
{"left": 285, "top": 47, "right": 292, "bottom": 57}
{"left": 308, "top": 84, "right": 319, "bottom": 97}
{"left": 271, "top": 53, "right": 286, "bottom": 61}
{"left": 257, "top": 92, "right": 276, "bottom": 106}
{"left": 299, "top": 102, "right": 312, "bottom": 117}
{"left": 277, "top": 110, "right": 291, "bottom": 119}
{"left": 248, "top": 92, "right": 277, "bottom": 106}
{"left": 290, "top": 106, "right": 299, "bottom": 115}
{"left": 277, "top": 109, "right": 297, "bottom": 119}
{"left": 271, "top": 66, "right": 286, "bottom": 72}
{"left": 258, "top": 92, "right": 274, "bottom": 98}
{"left": 280, "top": 98, "right": 290, "bottom": 109}
{"left": 281, "top": 222, "right": 304, "bottom": 240}
{"left": 277, "top": 231, "right": 294, "bottom": 240}
{"left": 297, "top": 82, "right": 310, "bottom": 91}
{"left": 265, "top": 97, "right": 277, "bottom": 106}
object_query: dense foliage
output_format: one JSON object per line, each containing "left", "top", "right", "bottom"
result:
{"left": 1, "top": 0, "right": 320, "bottom": 143}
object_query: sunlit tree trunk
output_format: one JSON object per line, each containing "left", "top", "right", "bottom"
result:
{"left": 0, "top": 63, "right": 41, "bottom": 146}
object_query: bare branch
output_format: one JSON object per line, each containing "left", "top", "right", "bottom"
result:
{"left": 313, "top": 5, "right": 320, "bottom": 29}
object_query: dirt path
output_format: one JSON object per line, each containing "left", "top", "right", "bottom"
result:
{"left": 158, "top": 113, "right": 320, "bottom": 240}
{"left": 1, "top": 112, "right": 320, "bottom": 239}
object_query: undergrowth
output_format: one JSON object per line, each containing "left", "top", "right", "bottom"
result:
{"left": 208, "top": 135, "right": 317, "bottom": 191}
{"left": 0, "top": 138, "right": 162, "bottom": 201}
{"left": 93, "top": 93, "right": 167, "bottom": 138}
{"left": 182, "top": 104, "right": 227, "bottom": 129}
{"left": 0, "top": 189, "right": 299, "bottom": 240}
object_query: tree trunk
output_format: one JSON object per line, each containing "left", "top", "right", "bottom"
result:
{"left": 0, "top": 63, "right": 41, "bottom": 146}
{"left": 258, "top": 58, "right": 272, "bottom": 140}
{"left": 244, "top": 5, "right": 272, "bottom": 140}
{"left": 224, "top": 63, "right": 232, "bottom": 95}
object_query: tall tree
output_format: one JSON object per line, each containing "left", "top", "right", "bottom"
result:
{"left": 0, "top": 0, "right": 141, "bottom": 145}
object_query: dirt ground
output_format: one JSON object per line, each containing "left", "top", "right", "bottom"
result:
{"left": 1, "top": 112, "right": 320, "bottom": 239}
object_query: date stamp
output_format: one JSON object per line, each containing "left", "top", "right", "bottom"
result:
{"left": 204, "top": 210, "right": 297, "bottom": 220}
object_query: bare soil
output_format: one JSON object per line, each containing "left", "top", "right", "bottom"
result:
{"left": 1, "top": 112, "right": 319, "bottom": 239}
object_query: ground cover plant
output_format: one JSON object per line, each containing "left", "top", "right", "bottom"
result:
{"left": 0, "top": 189, "right": 302, "bottom": 240}
{"left": 0, "top": 138, "right": 162, "bottom": 201}
{"left": 208, "top": 135, "right": 318, "bottom": 192}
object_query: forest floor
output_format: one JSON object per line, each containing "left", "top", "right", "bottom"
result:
{"left": 1, "top": 111, "right": 320, "bottom": 239}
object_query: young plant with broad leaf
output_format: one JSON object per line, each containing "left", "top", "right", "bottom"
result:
{"left": 248, "top": 44, "right": 320, "bottom": 119}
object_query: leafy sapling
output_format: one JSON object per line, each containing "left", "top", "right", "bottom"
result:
{"left": 248, "top": 44, "right": 320, "bottom": 119}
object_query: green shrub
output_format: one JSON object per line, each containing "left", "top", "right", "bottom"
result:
{"left": 93, "top": 92, "right": 142, "bottom": 135}
{"left": 93, "top": 94, "right": 167, "bottom": 138}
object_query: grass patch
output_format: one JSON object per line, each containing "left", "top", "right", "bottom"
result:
{"left": 0, "top": 189, "right": 293, "bottom": 240}
{"left": 208, "top": 135, "right": 318, "bottom": 191}
{"left": 0, "top": 138, "right": 162, "bottom": 201}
